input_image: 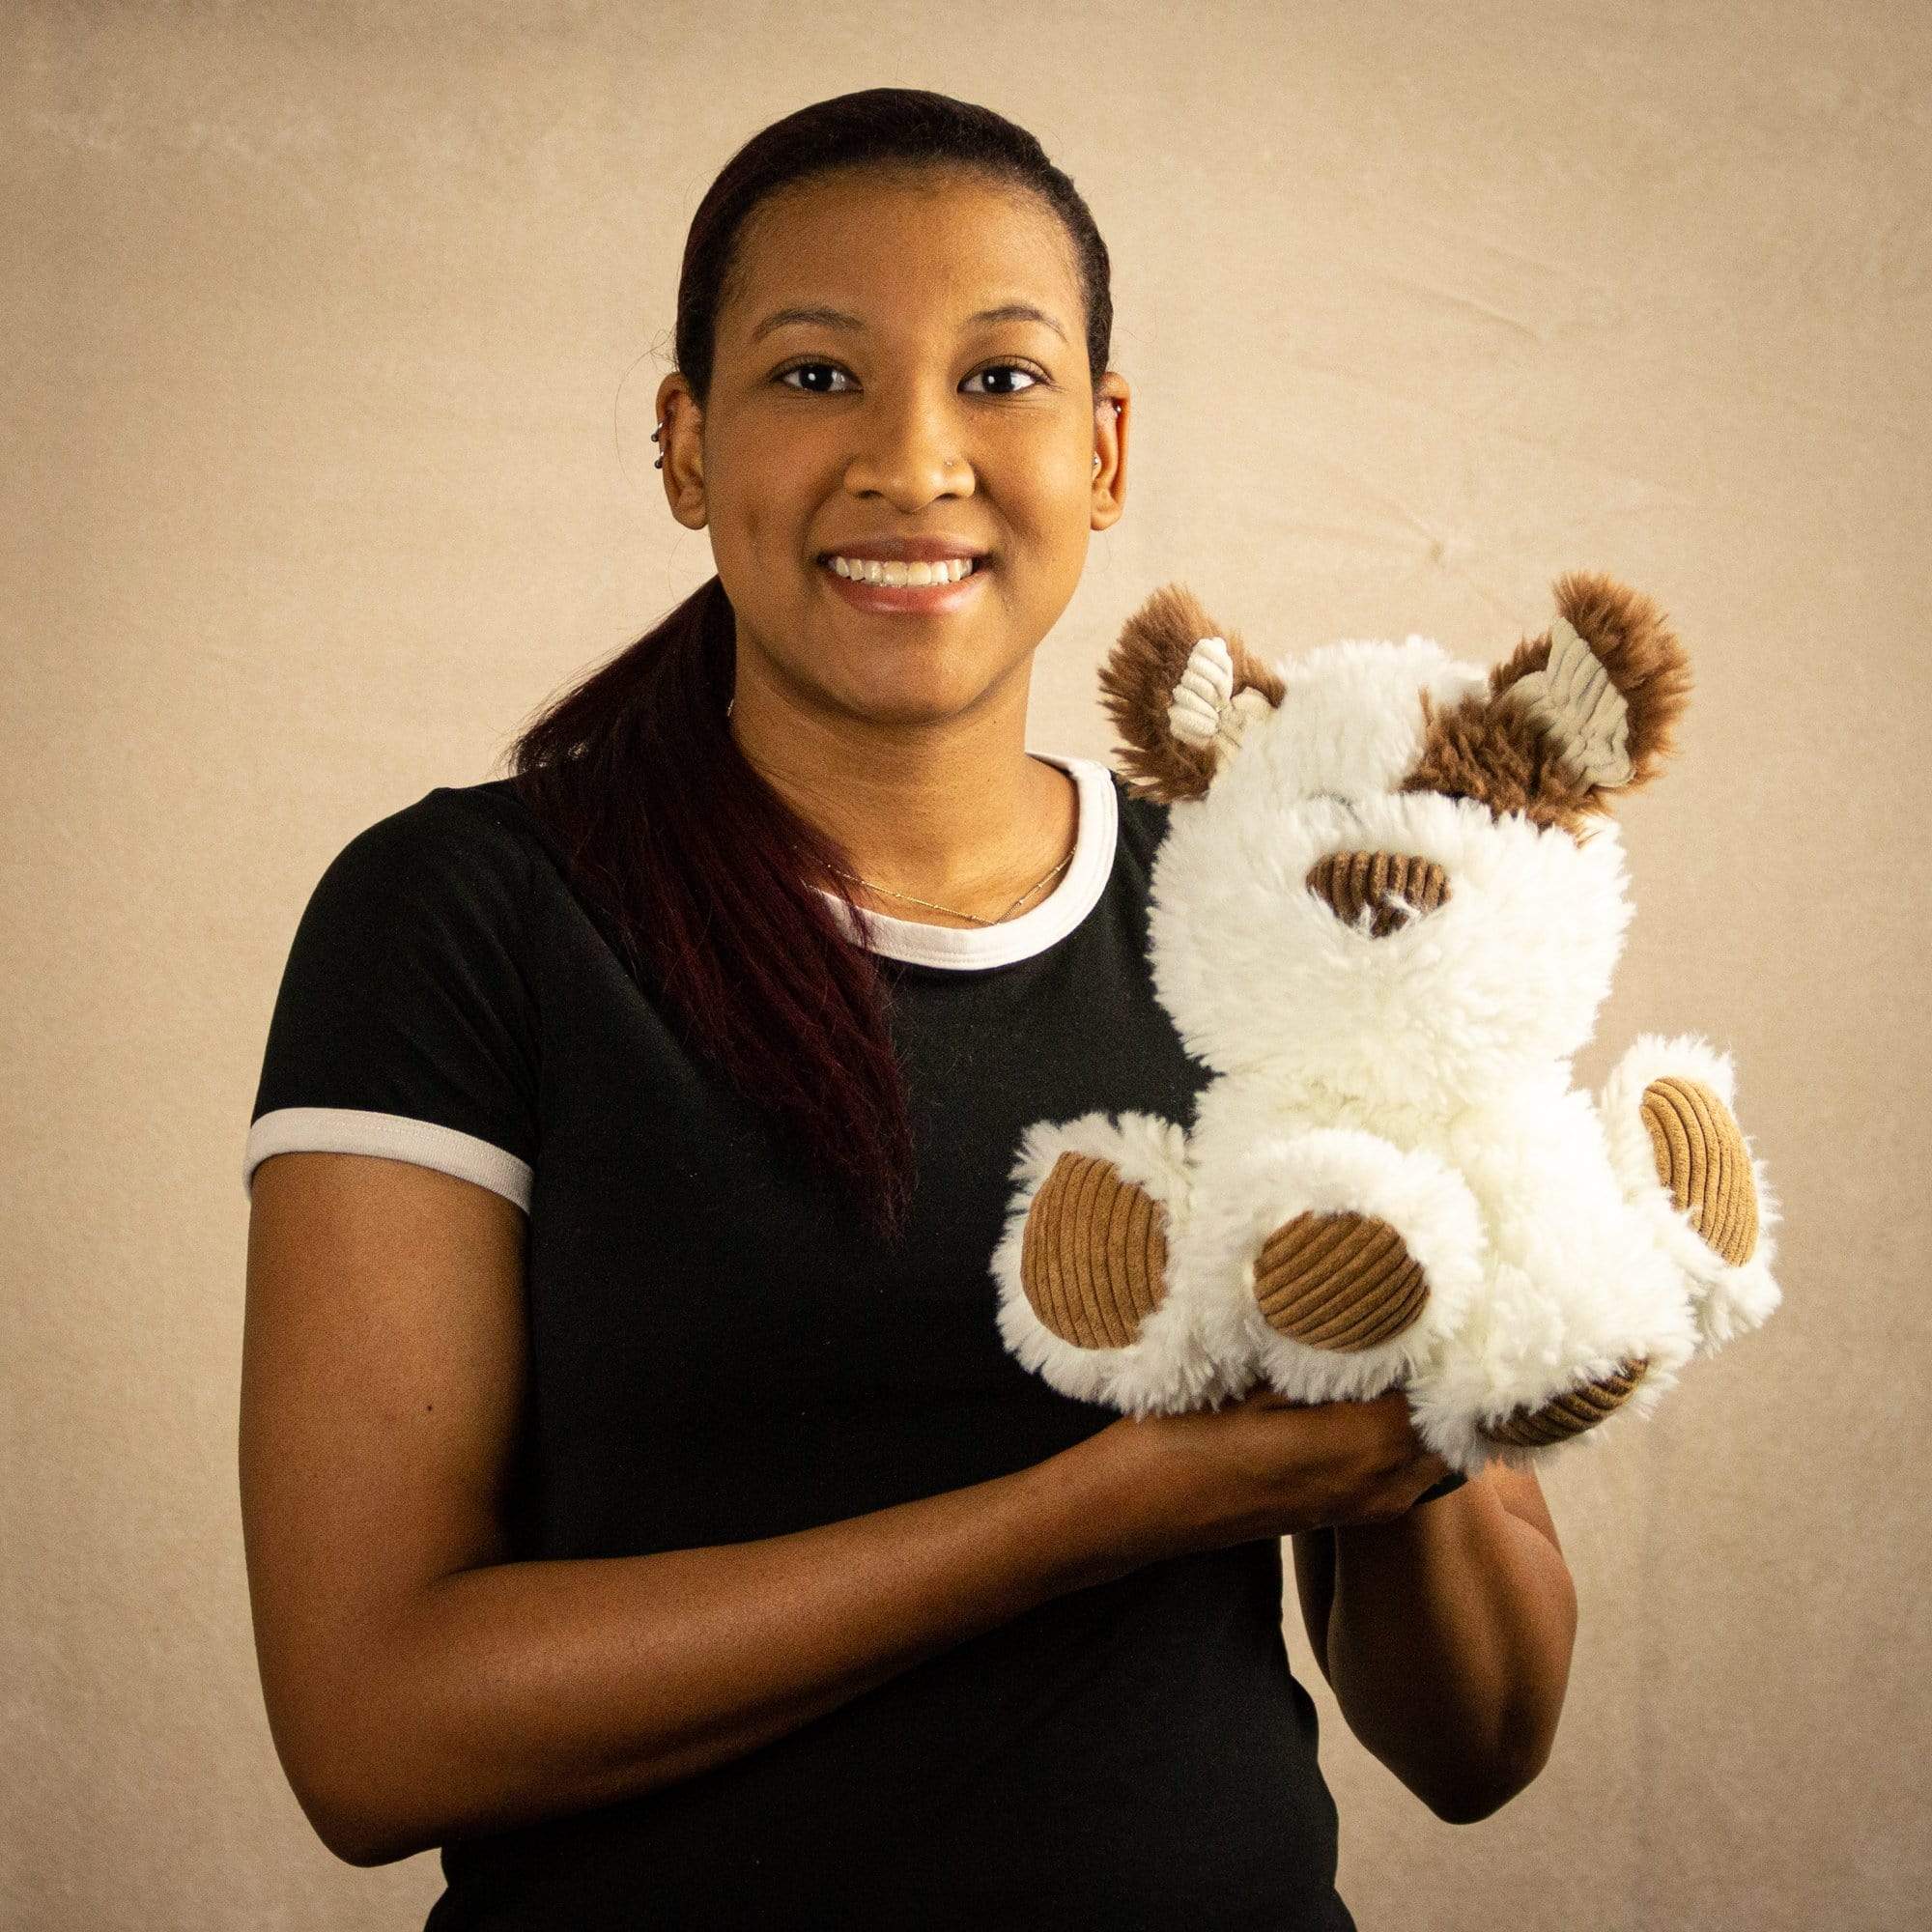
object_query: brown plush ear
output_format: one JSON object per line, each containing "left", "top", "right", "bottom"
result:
{"left": 1402, "top": 571, "right": 1694, "bottom": 832}
{"left": 1096, "top": 582, "right": 1286, "bottom": 803}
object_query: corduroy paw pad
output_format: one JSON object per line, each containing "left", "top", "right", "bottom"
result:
{"left": 1252, "top": 1209, "right": 1430, "bottom": 1350}
{"left": 1640, "top": 1075, "right": 1758, "bottom": 1266}
{"left": 1018, "top": 1150, "right": 1171, "bottom": 1350}
{"left": 1477, "top": 1355, "right": 1650, "bottom": 1447}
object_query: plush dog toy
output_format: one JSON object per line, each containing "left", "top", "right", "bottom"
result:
{"left": 990, "top": 571, "right": 1781, "bottom": 1475}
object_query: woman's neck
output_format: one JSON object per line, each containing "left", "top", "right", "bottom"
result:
{"left": 735, "top": 729, "right": 1079, "bottom": 928}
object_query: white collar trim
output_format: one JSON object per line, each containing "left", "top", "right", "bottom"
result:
{"left": 811, "top": 753, "right": 1118, "bottom": 970}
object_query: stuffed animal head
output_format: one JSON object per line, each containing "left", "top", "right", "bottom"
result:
{"left": 1096, "top": 571, "right": 1695, "bottom": 1100}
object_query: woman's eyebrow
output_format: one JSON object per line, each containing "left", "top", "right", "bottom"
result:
{"left": 750, "top": 301, "right": 1067, "bottom": 344}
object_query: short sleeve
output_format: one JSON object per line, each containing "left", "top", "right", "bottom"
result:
{"left": 243, "top": 789, "right": 540, "bottom": 1213}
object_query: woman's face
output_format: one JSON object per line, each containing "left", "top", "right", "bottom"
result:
{"left": 658, "top": 167, "right": 1127, "bottom": 732}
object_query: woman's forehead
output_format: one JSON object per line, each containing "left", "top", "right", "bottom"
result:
{"left": 723, "top": 179, "right": 1077, "bottom": 337}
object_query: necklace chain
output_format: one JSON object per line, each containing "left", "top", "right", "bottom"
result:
{"left": 811, "top": 842, "right": 1076, "bottom": 925}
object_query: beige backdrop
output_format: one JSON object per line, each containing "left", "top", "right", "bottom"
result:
{"left": 6, "top": 2, "right": 1927, "bottom": 1926}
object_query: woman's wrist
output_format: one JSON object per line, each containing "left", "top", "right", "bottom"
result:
{"left": 1026, "top": 1420, "right": 1184, "bottom": 1588}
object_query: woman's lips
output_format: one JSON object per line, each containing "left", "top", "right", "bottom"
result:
{"left": 818, "top": 556, "right": 990, "bottom": 613}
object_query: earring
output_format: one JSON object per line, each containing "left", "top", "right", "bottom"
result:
{"left": 1097, "top": 399, "right": 1122, "bottom": 471}
{"left": 652, "top": 421, "right": 664, "bottom": 469}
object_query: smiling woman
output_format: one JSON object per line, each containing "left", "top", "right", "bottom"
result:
{"left": 515, "top": 103, "right": 1131, "bottom": 1252}
{"left": 241, "top": 87, "right": 1472, "bottom": 1932}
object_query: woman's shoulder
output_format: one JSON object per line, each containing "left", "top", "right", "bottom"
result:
{"left": 274, "top": 779, "right": 554, "bottom": 1015}
{"left": 320, "top": 774, "right": 535, "bottom": 872}
{"left": 346, "top": 775, "right": 575, "bottom": 918}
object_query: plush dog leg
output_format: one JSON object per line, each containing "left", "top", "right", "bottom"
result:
{"left": 990, "top": 1109, "right": 1232, "bottom": 1415}
{"left": 1400, "top": 1088, "right": 1700, "bottom": 1475}
{"left": 1174, "top": 1127, "right": 1487, "bottom": 1409}
{"left": 1410, "top": 1276, "right": 1688, "bottom": 1476}
{"left": 1253, "top": 1209, "right": 1430, "bottom": 1350}
{"left": 1599, "top": 1032, "right": 1783, "bottom": 1356}
{"left": 1409, "top": 1263, "right": 1690, "bottom": 1476}
{"left": 1477, "top": 1353, "right": 1653, "bottom": 1448}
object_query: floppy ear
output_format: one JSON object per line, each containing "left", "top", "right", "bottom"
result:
{"left": 1405, "top": 571, "right": 1694, "bottom": 828}
{"left": 1096, "top": 582, "right": 1286, "bottom": 803}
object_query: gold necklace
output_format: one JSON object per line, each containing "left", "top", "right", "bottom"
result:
{"left": 810, "top": 841, "right": 1076, "bottom": 925}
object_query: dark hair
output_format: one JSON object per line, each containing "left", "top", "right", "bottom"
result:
{"left": 504, "top": 90, "right": 1115, "bottom": 1246}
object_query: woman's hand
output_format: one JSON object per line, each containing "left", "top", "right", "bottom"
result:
{"left": 1090, "top": 1385, "right": 1456, "bottom": 1560}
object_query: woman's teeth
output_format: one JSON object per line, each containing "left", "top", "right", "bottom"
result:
{"left": 826, "top": 555, "right": 978, "bottom": 586}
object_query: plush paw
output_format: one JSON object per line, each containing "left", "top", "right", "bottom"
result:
{"left": 1640, "top": 1074, "right": 1757, "bottom": 1265}
{"left": 989, "top": 1110, "right": 1230, "bottom": 1414}
{"left": 1476, "top": 1354, "right": 1650, "bottom": 1448}
{"left": 1600, "top": 1032, "right": 1783, "bottom": 1355}
{"left": 1170, "top": 1127, "right": 1487, "bottom": 1407}
{"left": 1252, "top": 1210, "right": 1430, "bottom": 1350}
{"left": 1018, "top": 1146, "right": 1170, "bottom": 1350}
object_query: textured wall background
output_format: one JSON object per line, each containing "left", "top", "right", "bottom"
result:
{"left": 5, "top": 2, "right": 1927, "bottom": 1925}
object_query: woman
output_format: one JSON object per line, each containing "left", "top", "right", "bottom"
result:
{"left": 240, "top": 88, "right": 1577, "bottom": 1929}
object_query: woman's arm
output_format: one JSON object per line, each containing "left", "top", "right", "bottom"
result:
{"left": 1290, "top": 1461, "right": 1577, "bottom": 1824}
{"left": 242, "top": 1153, "right": 1162, "bottom": 1869}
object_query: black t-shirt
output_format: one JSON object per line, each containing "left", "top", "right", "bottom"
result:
{"left": 244, "top": 753, "right": 1357, "bottom": 1931}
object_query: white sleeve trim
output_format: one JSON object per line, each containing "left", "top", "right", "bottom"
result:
{"left": 242, "top": 1106, "right": 533, "bottom": 1213}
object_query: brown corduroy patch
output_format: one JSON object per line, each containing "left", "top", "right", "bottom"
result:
{"left": 1478, "top": 1356, "right": 1650, "bottom": 1447}
{"left": 1019, "top": 1151, "right": 1170, "bottom": 1350}
{"left": 1641, "top": 1075, "right": 1759, "bottom": 1265}
{"left": 1252, "top": 1210, "right": 1430, "bottom": 1349}
{"left": 1305, "top": 850, "right": 1451, "bottom": 936}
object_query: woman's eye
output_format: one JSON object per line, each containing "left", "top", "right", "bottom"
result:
{"left": 776, "top": 361, "right": 855, "bottom": 393}
{"left": 962, "top": 362, "right": 1044, "bottom": 395}
{"left": 773, "top": 361, "right": 1045, "bottom": 395}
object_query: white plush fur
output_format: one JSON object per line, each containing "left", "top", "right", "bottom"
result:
{"left": 988, "top": 631, "right": 1782, "bottom": 1474}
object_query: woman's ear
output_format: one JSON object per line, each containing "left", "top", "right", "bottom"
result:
{"left": 1097, "top": 582, "right": 1286, "bottom": 803}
